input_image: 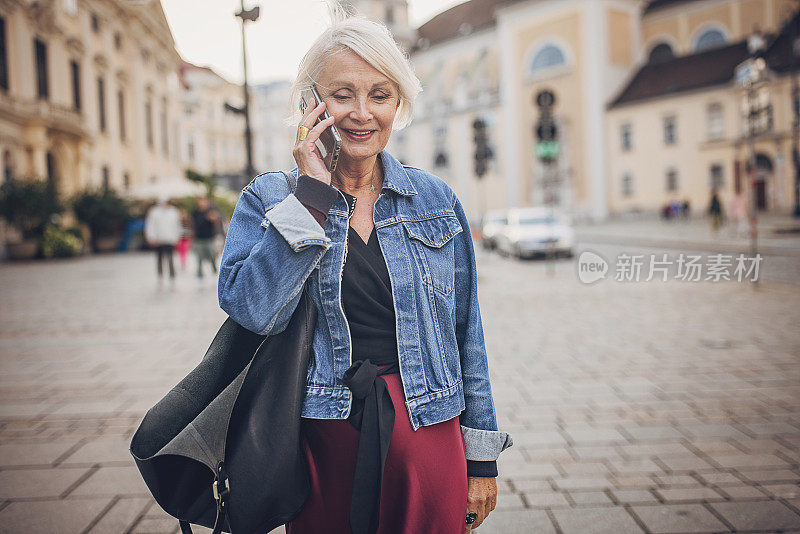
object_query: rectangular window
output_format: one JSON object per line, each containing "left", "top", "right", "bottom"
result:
{"left": 123, "top": 172, "right": 130, "bottom": 190}
{"left": 663, "top": 115, "right": 676, "bottom": 145}
{"left": 145, "top": 99, "right": 153, "bottom": 149}
{"left": 0, "top": 17, "right": 8, "bottom": 91}
{"left": 97, "top": 77, "right": 106, "bottom": 132}
{"left": 622, "top": 173, "right": 633, "bottom": 197}
{"left": 161, "top": 98, "right": 168, "bottom": 155}
{"left": 710, "top": 164, "right": 724, "bottom": 190}
{"left": 91, "top": 13, "right": 100, "bottom": 33}
{"left": 117, "top": 89, "right": 125, "bottom": 142}
{"left": 102, "top": 165, "right": 109, "bottom": 190}
{"left": 707, "top": 103, "right": 724, "bottom": 140}
{"left": 620, "top": 123, "right": 632, "bottom": 151}
{"left": 70, "top": 61, "right": 81, "bottom": 111}
{"left": 666, "top": 168, "right": 678, "bottom": 192}
{"left": 34, "top": 39, "right": 48, "bottom": 100}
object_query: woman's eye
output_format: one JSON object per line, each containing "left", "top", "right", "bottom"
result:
{"left": 333, "top": 94, "right": 349, "bottom": 101}
{"left": 374, "top": 94, "right": 390, "bottom": 101}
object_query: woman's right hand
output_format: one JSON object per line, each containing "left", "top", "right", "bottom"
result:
{"left": 293, "top": 97, "right": 336, "bottom": 185}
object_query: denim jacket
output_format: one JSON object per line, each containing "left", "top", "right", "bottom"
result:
{"left": 217, "top": 150, "right": 513, "bottom": 468}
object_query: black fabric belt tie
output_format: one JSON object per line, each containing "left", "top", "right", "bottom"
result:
{"left": 341, "top": 358, "right": 400, "bottom": 534}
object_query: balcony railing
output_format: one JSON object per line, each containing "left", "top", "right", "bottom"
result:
{"left": 0, "top": 93, "right": 87, "bottom": 137}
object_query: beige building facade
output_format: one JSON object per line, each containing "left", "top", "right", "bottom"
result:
{"left": 607, "top": 0, "right": 800, "bottom": 215}
{"left": 252, "top": 81, "right": 297, "bottom": 175}
{"left": 392, "top": 0, "right": 643, "bottom": 221}
{"left": 0, "top": 0, "right": 183, "bottom": 200}
{"left": 372, "top": 0, "right": 800, "bottom": 221}
{"left": 178, "top": 61, "right": 246, "bottom": 187}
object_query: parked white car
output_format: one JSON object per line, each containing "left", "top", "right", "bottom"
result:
{"left": 480, "top": 209, "right": 508, "bottom": 250}
{"left": 495, "top": 207, "right": 575, "bottom": 259}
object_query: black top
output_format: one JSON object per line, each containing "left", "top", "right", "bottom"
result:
{"left": 293, "top": 173, "right": 497, "bottom": 478}
{"left": 192, "top": 207, "right": 217, "bottom": 239}
{"left": 342, "top": 225, "right": 399, "bottom": 367}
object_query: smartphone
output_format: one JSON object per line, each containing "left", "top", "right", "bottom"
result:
{"left": 300, "top": 85, "right": 342, "bottom": 173}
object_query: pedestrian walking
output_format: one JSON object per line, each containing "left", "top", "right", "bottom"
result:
{"left": 217, "top": 7, "right": 513, "bottom": 533}
{"left": 708, "top": 189, "right": 724, "bottom": 235}
{"left": 144, "top": 195, "right": 181, "bottom": 284}
{"left": 175, "top": 208, "right": 192, "bottom": 271}
{"left": 191, "top": 195, "right": 220, "bottom": 279}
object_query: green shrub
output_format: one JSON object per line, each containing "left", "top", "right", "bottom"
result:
{"left": 71, "top": 188, "right": 131, "bottom": 247}
{"left": 64, "top": 226, "right": 83, "bottom": 240}
{"left": 42, "top": 224, "right": 84, "bottom": 258}
{"left": 0, "top": 177, "right": 63, "bottom": 240}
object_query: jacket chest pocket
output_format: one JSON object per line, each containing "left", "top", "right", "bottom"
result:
{"left": 401, "top": 214, "right": 463, "bottom": 296}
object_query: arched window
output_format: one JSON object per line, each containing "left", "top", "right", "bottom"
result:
{"left": 693, "top": 28, "right": 727, "bottom": 52}
{"left": 529, "top": 44, "right": 567, "bottom": 74}
{"left": 648, "top": 42, "right": 675, "bottom": 63}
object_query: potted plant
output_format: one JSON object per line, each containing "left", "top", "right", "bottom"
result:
{"left": 0, "top": 177, "right": 63, "bottom": 260}
{"left": 71, "top": 187, "right": 132, "bottom": 253}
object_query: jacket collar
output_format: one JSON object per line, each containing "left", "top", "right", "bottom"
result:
{"left": 291, "top": 149, "right": 417, "bottom": 199}
{"left": 377, "top": 150, "right": 417, "bottom": 197}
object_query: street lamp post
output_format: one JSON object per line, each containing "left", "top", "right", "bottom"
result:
{"left": 737, "top": 32, "right": 770, "bottom": 260}
{"left": 789, "top": 17, "right": 800, "bottom": 218}
{"left": 235, "top": 1, "right": 259, "bottom": 189}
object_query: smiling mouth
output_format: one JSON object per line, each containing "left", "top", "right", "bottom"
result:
{"left": 342, "top": 128, "right": 376, "bottom": 138}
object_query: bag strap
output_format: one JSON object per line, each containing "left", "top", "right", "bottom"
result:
{"left": 177, "top": 171, "right": 296, "bottom": 534}
{"left": 178, "top": 461, "right": 229, "bottom": 534}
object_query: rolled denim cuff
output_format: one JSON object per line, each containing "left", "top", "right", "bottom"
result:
{"left": 262, "top": 193, "right": 332, "bottom": 252}
{"left": 461, "top": 425, "right": 514, "bottom": 461}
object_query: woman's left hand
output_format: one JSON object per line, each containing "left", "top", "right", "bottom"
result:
{"left": 464, "top": 476, "right": 497, "bottom": 531}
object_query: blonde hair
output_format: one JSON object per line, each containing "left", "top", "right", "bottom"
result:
{"left": 286, "top": 1, "right": 422, "bottom": 130}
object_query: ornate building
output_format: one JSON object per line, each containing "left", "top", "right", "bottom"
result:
{"left": 356, "top": 0, "right": 800, "bottom": 221}
{"left": 607, "top": 0, "right": 800, "bottom": 215}
{"left": 0, "top": 0, "right": 183, "bottom": 199}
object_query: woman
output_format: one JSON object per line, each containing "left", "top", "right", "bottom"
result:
{"left": 218, "top": 10, "right": 513, "bottom": 534}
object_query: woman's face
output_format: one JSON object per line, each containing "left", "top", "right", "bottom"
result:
{"left": 316, "top": 48, "right": 401, "bottom": 164}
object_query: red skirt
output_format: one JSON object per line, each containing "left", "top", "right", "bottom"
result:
{"left": 286, "top": 369, "right": 469, "bottom": 534}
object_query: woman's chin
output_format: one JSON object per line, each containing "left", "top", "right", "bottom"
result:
{"left": 340, "top": 144, "right": 381, "bottom": 162}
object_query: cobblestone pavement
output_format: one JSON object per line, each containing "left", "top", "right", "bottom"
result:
{"left": 0, "top": 245, "right": 799, "bottom": 533}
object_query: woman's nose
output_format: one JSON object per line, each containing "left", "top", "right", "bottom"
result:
{"left": 350, "top": 99, "right": 373, "bottom": 122}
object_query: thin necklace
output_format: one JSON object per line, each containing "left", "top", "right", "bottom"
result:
{"left": 334, "top": 170, "right": 381, "bottom": 194}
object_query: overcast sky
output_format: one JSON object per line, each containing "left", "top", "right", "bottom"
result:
{"left": 161, "top": 0, "right": 463, "bottom": 85}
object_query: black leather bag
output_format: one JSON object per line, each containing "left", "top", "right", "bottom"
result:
{"left": 130, "top": 172, "right": 313, "bottom": 534}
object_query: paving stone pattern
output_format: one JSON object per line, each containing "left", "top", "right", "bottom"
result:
{"left": 0, "top": 248, "right": 799, "bottom": 533}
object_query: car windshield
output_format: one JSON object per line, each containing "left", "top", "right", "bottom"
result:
{"left": 518, "top": 216, "right": 558, "bottom": 225}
